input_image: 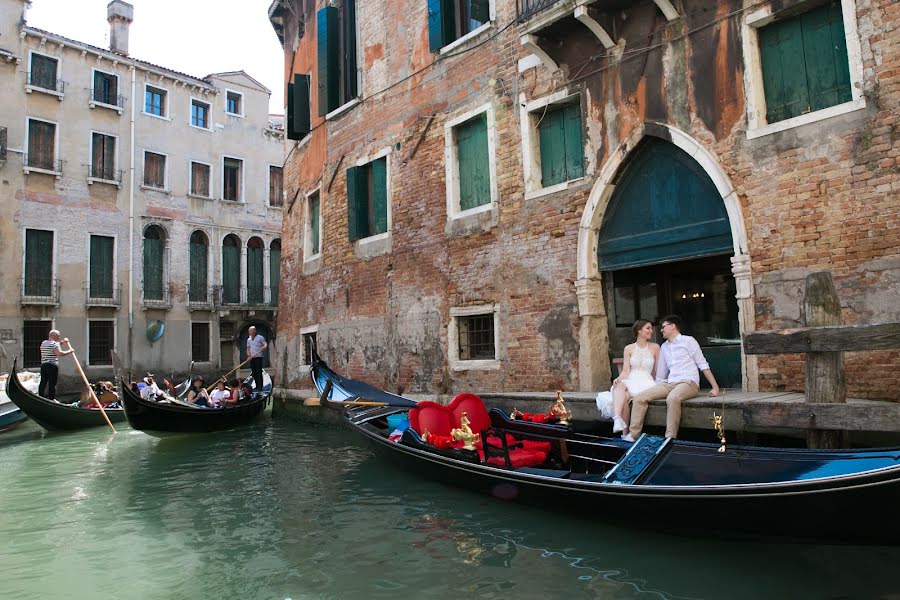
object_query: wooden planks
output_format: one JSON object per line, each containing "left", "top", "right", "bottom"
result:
{"left": 743, "top": 323, "right": 900, "bottom": 354}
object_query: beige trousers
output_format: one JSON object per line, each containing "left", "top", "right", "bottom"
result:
{"left": 628, "top": 381, "right": 700, "bottom": 439}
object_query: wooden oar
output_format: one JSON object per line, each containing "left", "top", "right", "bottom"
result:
{"left": 63, "top": 340, "right": 116, "bottom": 433}
{"left": 303, "top": 397, "right": 387, "bottom": 407}
{"left": 206, "top": 351, "right": 259, "bottom": 393}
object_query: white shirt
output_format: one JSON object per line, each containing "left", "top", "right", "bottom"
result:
{"left": 246, "top": 334, "right": 266, "bottom": 356}
{"left": 655, "top": 334, "right": 710, "bottom": 386}
{"left": 140, "top": 382, "right": 161, "bottom": 400}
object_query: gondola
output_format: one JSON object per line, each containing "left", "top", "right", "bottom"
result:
{"left": 119, "top": 371, "right": 271, "bottom": 434}
{"left": 5, "top": 358, "right": 128, "bottom": 431}
{"left": 312, "top": 354, "right": 900, "bottom": 544}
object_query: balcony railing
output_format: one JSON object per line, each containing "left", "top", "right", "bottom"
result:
{"left": 516, "top": 0, "right": 563, "bottom": 21}
{"left": 214, "top": 285, "right": 276, "bottom": 308}
{"left": 21, "top": 278, "right": 60, "bottom": 305}
{"left": 90, "top": 89, "right": 126, "bottom": 109}
{"left": 87, "top": 164, "right": 123, "bottom": 185}
{"left": 141, "top": 282, "right": 173, "bottom": 310}
{"left": 188, "top": 285, "right": 215, "bottom": 310}
{"left": 26, "top": 72, "right": 66, "bottom": 95}
{"left": 85, "top": 282, "right": 122, "bottom": 308}
{"left": 24, "top": 154, "right": 63, "bottom": 174}
{"left": 0, "top": 126, "right": 7, "bottom": 163}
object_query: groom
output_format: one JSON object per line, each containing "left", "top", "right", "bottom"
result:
{"left": 623, "top": 315, "right": 720, "bottom": 441}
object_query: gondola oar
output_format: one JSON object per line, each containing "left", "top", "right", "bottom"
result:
{"left": 309, "top": 381, "right": 390, "bottom": 409}
{"left": 206, "top": 351, "right": 259, "bottom": 393}
{"left": 63, "top": 340, "right": 116, "bottom": 433}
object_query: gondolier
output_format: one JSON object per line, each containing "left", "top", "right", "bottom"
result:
{"left": 39, "top": 330, "right": 73, "bottom": 400}
{"left": 246, "top": 326, "right": 267, "bottom": 391}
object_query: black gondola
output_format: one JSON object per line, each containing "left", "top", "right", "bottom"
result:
{"left": 5, "top": 358, "right": 128, "bottom": 431}
{"left": 119, "top": 371, "right": 271, "bottom": 434}
{"left": 312, "top": 355, "right": 900, "bottom": 544}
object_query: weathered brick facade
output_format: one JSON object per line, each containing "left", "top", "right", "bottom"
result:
{"left": 271, "top": 0, "right": 900, "bottom": 400}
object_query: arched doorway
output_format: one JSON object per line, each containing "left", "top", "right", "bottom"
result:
{"left": 221, "top": 234, "right": 241, "bottom": 304}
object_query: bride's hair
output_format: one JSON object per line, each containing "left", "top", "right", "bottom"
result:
{"left": 632, "top": 319, "right": 651, "bottom": 342}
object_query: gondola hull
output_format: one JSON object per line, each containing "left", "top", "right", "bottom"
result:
{"left": 119, "top": 374, "right": 270, "bottom": 434}
{"left": 5, "top": 359, "right": 127, "bottom": 431}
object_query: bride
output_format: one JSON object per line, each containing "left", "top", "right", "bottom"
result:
{"left": 596, "top": 319, "right": 659, "bottom": 434}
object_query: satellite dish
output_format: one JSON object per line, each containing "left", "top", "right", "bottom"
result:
{"left": 146, "top": 320, "right": 165, "bottom": 343}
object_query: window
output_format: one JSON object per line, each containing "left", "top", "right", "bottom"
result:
{"left": 24, "top": 229, "right": 53, "bottom": 297}
{"left": 145, "top": 85, "right": 166, "bottom": 117}
{"left": 143, "top": 151, "right": 166, "bottom": 189}
{"left": 26, "top": 118, "right": 57, "bottom": 171}
{"left": 89, "top": 235, "right": 115, "bottom": 299}
{"left": 428, "top": 0, "right": 491, "bottom": 51}
{"left": 269, "top": 166, "right": 283, "bottom": 207}
{"left": 92, "top": 70, "right": 119, "bottom": 106}
{"left": 270, "top": 239, "right": 281, "bottom": 305}
{"left": 23, "top": 321, "right": 52, "bottom": 369}
{"left": 191, "top": 322, "right": 210, "bottom": 362}
{"left": 221, "top": 235, "right": 241, "bottom": 304}
{"left": 306, "top": 191, "right": 321, "bottom": 258}
{"left": 191, "top": 99, "right": 210, "bottom": 129}
{"left": 247, "top": 237, "right": 265, "bottom": 305}
{"left": 29, "top": 52, "right": 60, "bottom": 92}
{"left": 449, "top": 305, "right": 499, "bottom": 370}
{"left": 189, "top": 231, "right": 209, "bottom": 303}
{"left": 537, "top": 102, "right": 584, "bottom": 187}
{"left": 226, "top": 91, "right": 243, "bottom": 115}
{"left": 142, "top": 225, "right": 165, "bottom": 301}
{"left": 317, "top": 0, "right": 358, "bottom": 115}
{"left": 457, "top": 314, "right": 495, "bottom": 360}
{"left": 88, "top": 321, "right": 114, "bottom": 366}
{"left": 758, "top": 3, "right": 852, "bottom": 125}
{"left": 287, "top": 74, "right": 311, "bottom": 140}
{"left": 446, "top": 109, "right": 494, "bottom": 215}
{"left": 302, "top": 330, "right": 317, "bottom": 364}
{"left": 346, "top": 157, "right": 388, "bottom": 241}
{"left": 90, "top": 133, "right": 117, "bottom": 181}
{"left": 190, "top": 161, "right": 211, "bottom": 197}
{"left": 223, "top": 157, "right": 243, "bottom": 201}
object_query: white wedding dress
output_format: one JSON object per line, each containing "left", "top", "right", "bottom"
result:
{"left": 596, "top": 344, "right": 656, "bottom": 418}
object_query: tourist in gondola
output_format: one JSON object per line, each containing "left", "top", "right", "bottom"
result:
{"left": 596, "top": 320, "right": 659, "bottom": 435}
{"left": 246, "top": 325, "right": 268, "bottom": 390}
{"left": 38, "top": 330, "right": 74, "bottom": 400}
{"left": 139, "top": 374, "right": 163, "bottom": 401}
{"left": 186, "top": 376, "right": 212, "bottom": 407}
{"left": 225, "top": 378, "right": 242, "bottom": 406}
{"left": 209, "top": 379, "right": 230, "bottom": 408}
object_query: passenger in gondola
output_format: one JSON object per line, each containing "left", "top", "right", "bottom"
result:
{"left": 225, "top": 378, "right": 242, "bottom": 406}
{"left": 140, "top": 374, "right": 163, "bottom": 401}
{"left": 187, "top": 376, "right": 212, "bottom": 407}
{"left": 209, "top": 379, "right": 230, "bottom": 408}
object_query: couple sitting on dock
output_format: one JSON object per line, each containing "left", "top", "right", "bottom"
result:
{"left": 597, "top": 315, "right": 721, "bottom": 441}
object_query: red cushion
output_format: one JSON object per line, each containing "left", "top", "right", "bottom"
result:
{"left": 448, "top": 393, "right": 492, "bottom": 434}
{"left": 480, "top": 448, "right": 548, "bottom": 469}
{"left": 409, "top": 401, "right": 455, "bottom": 437}
{"left": 520, "top": 440, "right": 552, "bottom": 453}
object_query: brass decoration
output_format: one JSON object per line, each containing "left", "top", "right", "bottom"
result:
{"left": 550, "top": 390, "right": 572, "bottom": 424}
{"left": 709, "top": 412, "right": 727, "bottom": 453}
{"left": 451, "top": 412, "right": 478, "bottom": 451}
{"left": 422, "top": 429, "right": 430, "bottom": 443}
{"left": 510, "top": 407, "right": 524, "bottom": 419}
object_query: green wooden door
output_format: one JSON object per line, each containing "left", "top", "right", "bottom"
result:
{"left": 222, "top": 242, "right": 240, "bottom": 303}
{"left": 457, "top": 115, "right": 490, "bottom": 210}
{"left": 189, "top": 238, "right": 208, "bottom": 302}
{"left": 89, "top": 235, "right": 114, "bottom": 298}
{"left": 247, "top": 244, "right": 264, "bottom": 304}
{"left": 142, "top": 237, "right": 163, "bottom": 300}
{"left": 269, "top": 243, "right": 281, "bottom": 306}
{"left": 24, "top": 229, "right": 53, "bottom": 297}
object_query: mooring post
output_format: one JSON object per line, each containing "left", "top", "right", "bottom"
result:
{"left": 803, "top": 272, "right": 847, "bottom": 449}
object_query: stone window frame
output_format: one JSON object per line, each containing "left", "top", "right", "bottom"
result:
{"left": 298, "top": 324, "right": 319, "bottom": 369}
{"left": 141, "top": 148, "right": 169, "bottom": 192}
{"left": 304, "top": 187, "right": 323, "bottom": 274}
{"left": 87, "top": 129, "right": 120, "bottom": 186}
{"left": 741, "top": 0, "right": 866, "bottom": 140}
{"left": 24, "top": 115, "right": 61, "bottom": 177}
{"left": 519, "top": 88, "right": 588, "bottom": 200}
{"left": 22, "top": 226, "right": 58, "bottom": 295}
{"left": 267, "top": 164, "right": 284, "bottom": 209}
{"left": 188, "top": 159, "right": 214, "bottom": 199}
{"left": 143, "top": 83, "right": 170, "bottom": 120}
{"left": 89, "top": 67, "right": 122, "bottom": 113}
{"left": 224, "top": 88, "right": 245, "bottom": 117}
{"left": 437, "top": 1, "right": 497, "bottom": 56}
{"left": 448, "top": 304, "right": 501, "bottom": 372}
{"left": 444, "top": 102, "right": 498, "bottom": 230}
{"left": 189, "top": 96, "right": 213, "bottom": 131}
{"left": 84, "top": 231, "right": 119, "bottom": 302}
{"left": 26, "top": 49, "right": 63, "bottom": 99}
{"left": 85, "top": 318, "right": 116, "bottom": 367}
{"left": 352, "top": 146, "right": 393, "bottom": 259}
{"left": 221, "top": 155, "right": 245, "bottom": 203}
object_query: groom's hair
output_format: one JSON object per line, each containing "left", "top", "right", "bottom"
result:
{"left": 662, "top": 314, "right": 683, "bottom": 332}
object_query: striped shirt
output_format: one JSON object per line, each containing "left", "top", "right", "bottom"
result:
{"left": 40, "top": 340, "right": 61, "bottom": 365}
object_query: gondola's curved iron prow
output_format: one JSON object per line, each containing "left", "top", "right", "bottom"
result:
{"left": 310, "top": 354, "right": 900, "bottom": 543}
{"left": 5, "top": 358, "right": 128, "bottom": 431}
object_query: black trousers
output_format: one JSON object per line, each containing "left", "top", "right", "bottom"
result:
{"left": 250, "top": 357, "right": 264, "bottom": 390}
{"left": 39, "top": 363, "right": 59, "bottom": 399}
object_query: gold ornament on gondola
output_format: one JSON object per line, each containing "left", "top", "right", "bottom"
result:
{"left": 510, "top": 407, "right": 524, "bottom": 419}
{"left": 709, "top": 412, "right": 727, "bottom": 453}
{"left": 451, "top": 412, "right": 478, "bottom": 451}
{"left": 550, "top": 390, "right": 572, "bottom": 424}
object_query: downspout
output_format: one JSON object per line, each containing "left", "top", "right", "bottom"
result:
{"left": 128, "top": 64, "right": 136, "bottom": 367}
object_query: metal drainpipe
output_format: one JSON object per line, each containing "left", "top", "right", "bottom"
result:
{"left": 127, "top": 65, "right": 136, "bottom": 367}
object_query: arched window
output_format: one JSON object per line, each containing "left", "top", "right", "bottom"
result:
{"left": 189, "top": 231, "right": 209, "bottom": 303}
{"left": 222, "top": 234, "right": 241, "bottom": 304}
{"left": 143, "top": 225, "right": 166, "bottom": 301}
{"left": 247, "top": 237, "right": 265, "bottom": 304}
{"left": 269, "top": 239, "right": 281, "bottom": 306}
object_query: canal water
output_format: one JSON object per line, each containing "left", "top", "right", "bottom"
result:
{"left": 1, "top": 416, "right": 898, "bottom": 600}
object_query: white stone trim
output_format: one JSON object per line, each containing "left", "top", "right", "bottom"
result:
{"left": 25, "top": 49, "right": 63, "bottom": 99}
{"left": 141, "top": 148, "right": 169, "bottom": 191}
{"left": 304, "top": 187, "right": 323, "bottom": 263}
{"left": 439, "top": 20, "right": 493, "bottom": 56}
{"left": 189, "top": 96, "right": 214, "bottom": 131}
{"left": 224, "top": 88, "right": 245, "bottom": 117}
{"left": 87, "top": 129, "right": 120, "bottom": 187}
{"left": 298, "top": 324, "right": 319, "bottom": 367}
{"left": 142, "top": 83, "right": 170, "bottom": 119}
{"left": 24, "top": 115, "right": 61, "bottom": 177}
{"left": 519, "top": 89, "right": 585, "bottom": 197}
{"left": 221, "top": 155, "right": 245, "bottom": 203}
{"left": 444, "top": 103, "right": 498, "bottom": 224}
{"left": 325, "top": 97, "right": 361, "bottom": 121}
{"left": 352, "top": 146, "right": 393, "bottom": 252}
{"left": 448, "top": 304, "right": 501, "bottom": 371}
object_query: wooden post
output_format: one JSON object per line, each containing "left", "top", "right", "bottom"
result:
{"left": 803, "top": 272, "right": 846, "bottom": 449}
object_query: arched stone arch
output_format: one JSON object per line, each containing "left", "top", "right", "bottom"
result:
{"left": 575, "top": 122, "right": 756, "bottom": 391}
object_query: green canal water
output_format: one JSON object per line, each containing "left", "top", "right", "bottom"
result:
{"left": 1, "top": 416, "right": 898, "bottom": 600}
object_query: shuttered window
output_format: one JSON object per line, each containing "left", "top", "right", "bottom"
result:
{"left": 223, "top": 158, "right": 242, "bottom": 201}
{"left": 317, "top": 1, "right": 357, "bottom": 116}
{"left": 222, "top": 236, "right": 241, "bottom": 304}
{"left": 269, "top": 166, "right": 283, "bottom": 207}
{"left": 189, "top": 231, "right": 208, "bottom": 302}
{"left": 142, "top": 227, "right": 164, "bottom": 300}
{"left": 30, "top": 53, "right": 58, "bottom": 90}
{"left": 270, "top": 240, "right": 281, "bottom": 306}
{"left": 143, "top": 152, "right": 166, "bottom": 189}
{"left": 759, "top": 2, "right": 852, "bottom": 124}
{"left": 428, "top": 0, "right": 490, "bottom": 52}
{"left": 286, "top": 74, "right": 311, "bottom": 140}
{"left": 247, "top": 238, "right": 265, "bottom": 304}
{"left": 456, "top": 114, "right": 490, "bottom": 211}
{"left": 93, "top": 70, "right": 118, "bottom": 105}
{"left": 191, "top": 322, "right": 210, "bottom": 362}
{"left": 538, "top": 102, "right": 584, "bottom": 187}
{"left": 88, "top": 321, "right": 114, "bottom": 366}
{"left": 91, "top": 133, "right": 116, "bottom": 181}
{"left": 308, "top": 192, "right": 320, "bottom": 256}
{"left": 346, "top": 157, "right": 388, "bottom": 241}
{"left": 89, "top": 235, "right": 114, "bottom": 299}
{"left": 24, "top": 229, "right": 53, "bottom": 297}
{"left": 191, "top": 162, "right": 211, "bottom": 197}
{"left": 27, "top": 119, "right": 56, "bottom": 171}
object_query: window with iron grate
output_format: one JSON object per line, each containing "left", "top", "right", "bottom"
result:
{"left": 457, "top": 314, "right": 494, "bottom": 360}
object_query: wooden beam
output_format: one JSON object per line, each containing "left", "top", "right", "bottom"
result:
{"left": 742, "top": 402, "right": 900, "bottom": 433}
{"left": 743, "top": 323, "right": 900, "bottom": 355}
{"left": 574, "top": 6, "right": 614, "bottom": 49}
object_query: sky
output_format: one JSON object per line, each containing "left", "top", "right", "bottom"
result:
{"left": 25, "top": 0, "right": 285, "bottom": 113}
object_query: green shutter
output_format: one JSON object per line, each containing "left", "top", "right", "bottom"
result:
{"left": 317, "top": 6, "right": 339, "bottom": 115}
{"left": 759, "top": 17, "right": 810, "bottom": 123}
{"left": 286, "top": 81, "right": 298, "bottom": 140}
{"left": 347, "top": 166, "right": 369, "bottom": 241}
{"left": 270, "top": 245, "right": 281, "bottom": 305}
{"left": 89, "top": 235, "right": 114, "bottom": 298}
{"left": 371, "top": 157, "right": 388, "bottom": 235}
{"left": 457, "top": 115, "right": 490, "bottom": 210}
{"left": 143, "top": 237, "right": 163, "bottom": 300}
{"left": 564, "top": 102, "right": 584, "bottom": 180}
{"left": 189, "top": 240, "right": 208, "bottom": 302}
{"left": 247, "top": 246, "right": 264, "bottom": 304}
{"left": 344, "top": 0, "right": 357, "bottom": 100}
{"left": 24, "top": 229, "right": 53, "bottom": 297}
{"left": 802, "top": 4, "right": 852, "bottom": 113}
{"left": 290, "top": 74, "right": 311, "bottom": 139}
{"left": 222, "top": 243, "right": 240, "bottom": 303}
{"left": 538, "top": 108, "right": 565, "bottom": 187}
{"left": 427, "top": 0, "right": 445, "bottom": 52}
{"left": 470, "top": 0, "right": 490, "bottom": 24}
{"left": 310, "top": 194, "right": 320, "bottom": 254}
